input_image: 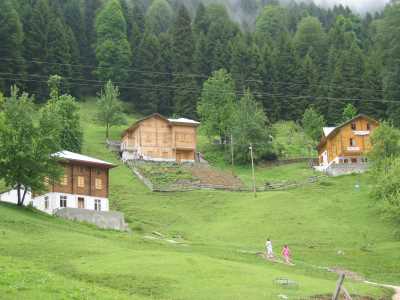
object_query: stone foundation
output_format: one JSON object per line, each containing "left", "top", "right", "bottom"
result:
{"left": 55, "top": 208, "right": 129, "bottom": 231}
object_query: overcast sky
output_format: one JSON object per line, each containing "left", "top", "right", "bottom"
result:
{"left": 310, "top": 0, "right": 390, "bottom": 13}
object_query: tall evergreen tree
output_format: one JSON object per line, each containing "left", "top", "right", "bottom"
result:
{"left": 293, "top": 16, "right": 327, "bottom": 68}
{"left": 171, "top": 5, "right": 197, "bottom": 117}
{"left": 135, "top": 33, "right": 162, "bottom": 113}
{"left": 0, "top": 0, "right": 24, "bottom": 92}
{"left": 230, "top": 35, "right": 263, "bottom": 97}
{"left": 24, "top": 0, "right": 74, "bottom": 99}
{"left": 95, "top": 0, "right": 132, "bottom": 84}
{"left": 158, "top": 32, "right": 174, "bottom": 116}
{"left": 145, "top": 0, "right": 173, "bottom": 35}
{"left": 84, "top": 0, "right": 102, "bottom": 79}
{"left": 361, "top": 53, "right": 385, "bottom": 118}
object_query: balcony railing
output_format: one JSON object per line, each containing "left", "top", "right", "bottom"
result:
{"left": 347, "top": 146, "right": 360, "bottom": 151}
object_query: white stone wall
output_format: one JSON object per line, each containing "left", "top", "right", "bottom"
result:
{"left": 0, "top": 189, "right": 32, "bottom": 205}
{"left": 0, "top": 190, "right": 109, "bottom": 215}
{"left": 121, "top": 149, "right": 194, "bottom": 163}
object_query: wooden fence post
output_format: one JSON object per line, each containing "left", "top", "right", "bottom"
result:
{"left": 332, "top": 273, "right": 346, "bottom": 300}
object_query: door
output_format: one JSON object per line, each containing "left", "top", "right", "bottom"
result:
{"left": 176, "top": 151, "right": 184, "bottom": 163}
{"left": 322, "top": 151, "right": 328, "bottom": 165}
{"left": 78, "top": 197, "right": 85, "bottom": 209}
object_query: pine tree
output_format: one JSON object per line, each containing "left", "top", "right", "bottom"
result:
{"left": 298, "top": 52, "right": 321, "bottom": 113}
{"left": 24, "top": 0, "right": 53, "bottom": 98}
{"left": 135, "top": 33, "right": 162, "bottom": 113}
{"left": 24, "top": 0, "right": 74, "bottom": 100}
{"left": 230, "top": 35, "right": 263, "bottom": 97}
{"left": 63, "top": 0, "right": 86, "bottom": 64}
{"left": 193, "top": 2, "right": 208, "bottom": 35}
{"left": 158, "top": 32, "right": 174, "bottom": 116}
{"left": 271, "top": 33, "right": 302, "bottom": 121}
{"left": 377, "top": 2, "right": 400, "bottom": 125}
{"left": 171, "top": 5, "right": 197, "bottom": 117}
{"left": 130, "top": 3, "right": 145, "bottom": 58}
{"left": 293, "top": 16, "right": 327, "bottom": 68}
{"left": 204, "top": 5, "right": 238, "bottom": 73}
{"left": 361, "top": 53, "right": 385, "bottom": 119}
{"left": 255, "top": 4, "right": 289, "bottom": 45}
{"left": 145, "top": 0, "right": 173, "bottom": 35}
{"left": 84, "top": 0, "right": 102, "bottom": 76}
{"left": 193, "top": 32, "right": 210, "bottom": 84}
{"left": 259, "top": 44, "right": 276, "bottom": 120}
{"left": 48, "top": 18, "right": 72, "bottom": 79}
{"left": 0, "top": 0, "right": 24, "bottom": 92}
{"left": 95, "top": 0, "right": 132, "bottom": 84}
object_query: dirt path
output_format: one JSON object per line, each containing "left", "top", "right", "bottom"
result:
{"left": 256, "top": 253, "right": 400, "bottom": 299}
{"left": 364, "top": 281, "right": 400, "bottom": 300}
{"left": 392, "top": 286, "right": 400, "bottom": 300}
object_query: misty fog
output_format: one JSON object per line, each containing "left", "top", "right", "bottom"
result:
{"left": 305, "top": 0, "right": 390, "bottom": 13}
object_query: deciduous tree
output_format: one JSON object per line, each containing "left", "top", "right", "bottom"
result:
{"left": 0, "top": 86, "right": 62, "bottom": 206}
{"left": 231, "top": 89, "right": 272, "bottom": 163}
{"left": 96, "top": 81, "right": 126, "bottom": 139}
{"left": 197, "top": 69, "right": 237, "bottom": 142}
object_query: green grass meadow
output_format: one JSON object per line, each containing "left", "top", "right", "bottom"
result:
{"left": 0, "top": 100, "right": 398, "bottom": 299}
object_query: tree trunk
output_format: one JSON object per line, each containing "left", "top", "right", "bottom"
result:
{"left": 106, "top": 123, "right": 109, "bottom": 139}
{"left": 17, "top": 184, "right": 22, "bottom": 206}
{"left": 21, "top": 188, "right": 28, "bottom": 206}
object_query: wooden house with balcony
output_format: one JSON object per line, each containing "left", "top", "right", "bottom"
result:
{"left": 0, "top": 151, "right": 116, "bottom": 214}
{"left": 316, "top": 114, "right": 379, "bottom": 174}
{"left": 120, "top": 114, "right": 200, "bottom": 163}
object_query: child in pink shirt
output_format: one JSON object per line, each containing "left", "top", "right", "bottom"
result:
{"left": 282, "top": 245, "right": 291, "bottom": 264}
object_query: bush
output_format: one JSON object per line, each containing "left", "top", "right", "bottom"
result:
{"left": 371, "top": 157, "right": 400, "bottom": 225}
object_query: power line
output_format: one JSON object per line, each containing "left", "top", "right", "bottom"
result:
{"left": 0, "top": 56, "right": 389, "bottom": 94}
{"left": 1, "top": 75, "right": 399, "bottom": 105}
{"left": 0, "top": 70, "right": 393, "bottom": 104}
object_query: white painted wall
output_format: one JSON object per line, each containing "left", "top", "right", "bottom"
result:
{"left": 0, "top": 189, "right": 32, "bottom": 205}
{"left": 0, "top": 190, "right": 109, "bottom": 215}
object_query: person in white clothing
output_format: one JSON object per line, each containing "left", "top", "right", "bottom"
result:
{"left": 265, "top": 238, "right": 274, "bottom": 259}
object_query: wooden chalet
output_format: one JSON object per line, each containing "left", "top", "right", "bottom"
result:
{"left": 0, "top": 151, "right": 116, "bottom": 214}
{"left": 317, "top": 114, "right": 379, "bottom": 170}
{"left": 120, "top": 113, "right": 200, "bottom": 163}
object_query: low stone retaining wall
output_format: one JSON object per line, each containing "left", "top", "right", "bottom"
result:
{"left": 260, "top": 157, "right": 318, "bottom": 168}
{"left": 55, "top": 208, "right": 129, "bottom": 231}
{"left": 325, "top": 163, "right": 369, "bottom": 177}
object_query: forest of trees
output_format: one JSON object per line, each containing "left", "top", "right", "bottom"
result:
{"left": 1, "top": 0, "right": 400, "bottom": 126}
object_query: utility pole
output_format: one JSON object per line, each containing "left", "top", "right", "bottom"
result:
{"left": 231, "top": 133, "right": 234, "bottom": 168}
{"left": 249, "top": 143, "right": 257, "bottom": 197}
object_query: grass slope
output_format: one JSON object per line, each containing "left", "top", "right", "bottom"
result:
{"left": 0, "top": 100, "right": 398, "bottom": 299}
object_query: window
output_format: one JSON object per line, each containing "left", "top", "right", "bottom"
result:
{"left": 60, "top": 195, "right": 67, "bottom": 208}
{"left": 77, "top": 176, "right": 85, "bottom": 188}
{"left": 350, "top": 138, "right": 356, "bottom": 147}
{"left": 96, "top": 169, "right": 101, "bottom": 175}
{"left": 351, "top": 158, "right": 357, "bottom": 164}
{"left": 361, "top": 157, "right": 368, "bottom": 163}
{"left": 79, "top": 167, "right": 86, "bottom": 173}
{"left": 367, "top": 123, "right": 371, "bottom": 130}
{"left": 344, "top": 159, "right": 349, "bottom": 164}
{"left": 78, "top": 197, "right": 85, "bottom": 209}
{"left": 94, "top": 199, "right": 101, "bottom": 211}
{"left": 95, "top": 178, "right": 103, "bottom": 190}
{"left": 351, "top": 123, "right": 356, "bottom": 130}
{"left": 44, "top": 196, "right": 49, "bottom": 209}
{"left": 60, "top": 175, "right": 68, "bottom": 186}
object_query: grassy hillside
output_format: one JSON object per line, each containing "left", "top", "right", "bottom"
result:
{"left": 0, "top": 99, "right": 398, "bottom": 299}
